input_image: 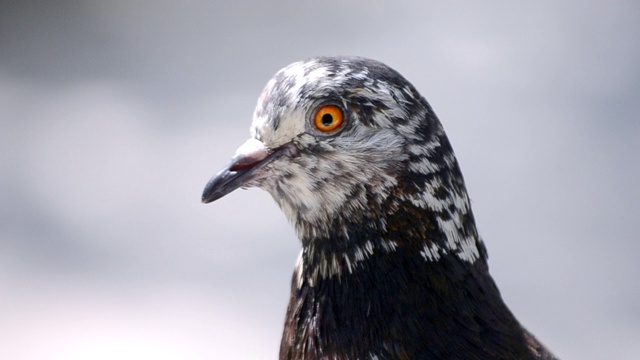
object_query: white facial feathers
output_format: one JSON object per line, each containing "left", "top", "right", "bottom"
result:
{"left": 243, "top": 57, "right": 482, "bottom": 274}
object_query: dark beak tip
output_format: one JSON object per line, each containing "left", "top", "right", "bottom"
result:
{"left": 201, "top": 190, "right": 221, "bottom": 204}
{"left": 201, "top": 179, "right": 223, "bottom": 204}
{"left": 201, "top": 166, "right": 245, "bottom": 205}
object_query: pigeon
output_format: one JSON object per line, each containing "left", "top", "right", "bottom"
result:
{"left": 202, "top": 56, "right": 558, "bottom": 360}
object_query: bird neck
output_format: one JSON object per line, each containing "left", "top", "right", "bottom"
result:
{"left": 281, "top": 203, "right": 533, "bottom": 359}
{"left": 296, "top": 195, "right": 487, "bottom": 286}
{"left": 282, "top": 253, "right": 531, "bottom": 360}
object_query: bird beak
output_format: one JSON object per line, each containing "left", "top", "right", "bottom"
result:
{"left": 201, "top": 138, "right": 299, "bottom": 203}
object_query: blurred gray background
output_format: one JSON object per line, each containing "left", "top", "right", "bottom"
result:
{"left": 1, "top": 1, "right": 639, "bottom": 359}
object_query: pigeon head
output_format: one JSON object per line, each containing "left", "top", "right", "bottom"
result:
{"left": 202, "top": 57, "right": 557, "bottom": 360}
{"left": 203, "top": 56, "right": 483, "bottom": 281}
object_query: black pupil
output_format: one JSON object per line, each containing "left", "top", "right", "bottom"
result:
{"left": 321, "top": 113, "right": 334, "bottom": 126}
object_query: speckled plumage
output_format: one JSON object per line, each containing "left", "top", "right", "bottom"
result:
{"left": 202, "top": 57, "right": 557, "bottom": 360}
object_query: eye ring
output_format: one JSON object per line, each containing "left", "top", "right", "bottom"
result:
{"left": 313, "top": 104, "right": 344, "bottom": 133}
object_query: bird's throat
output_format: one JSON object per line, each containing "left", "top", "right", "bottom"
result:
{"left": 282, "top": 236, "right": 531, "bottom": 360}
{"left": 280, "top": 202, "right": 532, "bottom": 359}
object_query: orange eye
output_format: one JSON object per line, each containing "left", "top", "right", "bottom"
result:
{"left": 313, "top": 105, "right": 344, "bottom": 132}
